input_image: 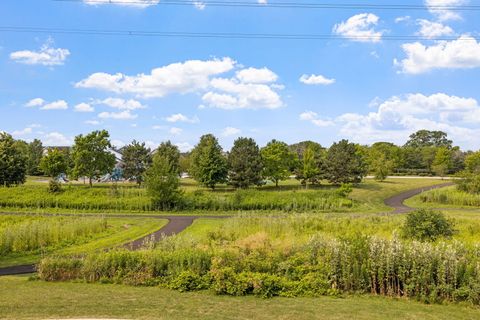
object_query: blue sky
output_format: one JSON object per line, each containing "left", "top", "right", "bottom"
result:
{"left": 1, "top": 0, "right": 480, "bottom": 151}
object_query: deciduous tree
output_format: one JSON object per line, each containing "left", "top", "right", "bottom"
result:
{"left": 122, "top": 140, "right": 152, "bottom": 185}
{"left": 261, "top": 139, "right": 296, "bottom": 187}
{"left": 0, "top": 133, "right": 27, "bottom": 186}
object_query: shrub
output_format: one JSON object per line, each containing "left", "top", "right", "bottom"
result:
{"left": 48, "top": 180, "right": 62, "bottom": 193}
{"left": 457, "top": 173, "right": 480, "bottom": 194}
{"left": 402, "top": 209, "right": 455, "bottom": 242}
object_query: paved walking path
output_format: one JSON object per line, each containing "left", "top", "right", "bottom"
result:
{"left": 0, "top": 182, "right": 455, "bottom": 276}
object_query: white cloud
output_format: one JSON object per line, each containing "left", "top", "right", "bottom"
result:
{"left": 96, "top": 97, "right": 146, "bottom": 110}
{"left": 336, "top": 93, "right": 480, "bottom": 149}
{"left": 40, "top": 100, "right": 68, "bottom": 110}
{"left": 74, "top": 103, "right": 94, "bottom": 112}
{"left": 299, "top": 74, "right": 335, "bottom": 85}
{"left": 83, "top": 0, "right": 159, "bottom": 7}
{"left": 175, "top": 142, "right": 194, "bottom": 152}
{"left": 202, "top": 78, "right": 282, "bottom": 110}
{"left": 299, "top": 111, "right": 335, "bottom": 127}
{"left": 169, "top": 127, "right": 183, "bottom": 135}
{"left": 43, "top": 132, "right": 72, "bottom": 146}
{"left": 10, "top": 40, "right": 70, "bottom": 66}
{"left": 395, "top": 16, "right": 411, "bottom": 23}
{"left": 236, "top": 67, "right": 278, "bottom": 83}
{"left": 85, "top": 120, "right": 101, "bottom": 125}
{"left": 333, "top": 13, "right": 384, "bottom": 43}
{"left": 165, "top": 113, "right": 199, "bottom": 123}
{"left": 76, "top": 57, "right": 236, "bottom": 98}
{"left": 152, "top": 125, "right": 165, "bottom": 130}
{"left": 193, "top": 1, "right": 206, "bottom": 10}
{"left": 98, "top": 110, "right": 137, "bottom": 120}
{"left": 425, "top": 0, "right": 467, "bottom": 21}
{"left": 222, "top": 126, "right": 241, "bottom": 137}
{"left": 24, "top": 98, "right": 45, "bottom": 108}
{"left": 258, "top": 0, "right": 268, "bottom": 3}
{"left": 12, "top": 127, "right": 33, "bottom": 136}
{"left": 416, "top": 19, "right": 454, "bottom": 39}
{"left": 395, "top": 35, "right": 480, "bottom": 74}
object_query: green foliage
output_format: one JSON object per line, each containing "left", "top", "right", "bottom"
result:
{"left": 40, "top": 148, "right": 68, "bottom": 178}
{"left": 71, "top": 130, "right": 116, "bottom": 187}
{"left": 420, "top": 187, "right": 480, "bottom": 206}
{"left": 432, "top": 147, "right": 453, "bottom": 177}
{"left": 464, "top": 151, "right": 480, "bottom": 174}
{"left": 155, "top": 141, "right": 180, "bottom": 175}
{"left": 295, "top": 145, "right": 323, "bottom": 186}
{"left": 145, "top": 153, "right": 183, "bottom": 210}
{"left": 190, "top": 134, "right": 227, "bottom": 190}
{"left": 404, "top": 130, "right": 452, "bottom": 149}
{"left": 370, "top": 151, "right": 394, "bottom": 181}
{"left": 122, "top": 140, "right": 152, "bottom": 185}
{"left": 457, "top": 172, "right": 480, "bottom": 194}
{"left": 335, "top": 183, "right": 353, "bottom": 197}
{"left": 325, "top": 140, "right": 367, "bottom": 184}
{"left": 261, "top": 140, "right": 296, "bottom": 187}
{"left": 0, "top": 133, "right": 27, "bottom": 187}
{"left": 48, "top": 180, "right": 62, "bottom": 194}
{"left": 26, "top": 139, "right": 44, "bottom": 176}
{"left": 228, "top": 137, "right": 263, "bottom": 189}
{"left": 402, "top": 209, "right": 455, "bottom": 242}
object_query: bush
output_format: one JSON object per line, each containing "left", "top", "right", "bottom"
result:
{"left": 402, "top": 209, "right": 455, "bottom": 242}
{"left": 457, "top": 173, "right": 480, "bottom": 194}
{"left": 48, "top": 180, "right": 62, "bottom": 193}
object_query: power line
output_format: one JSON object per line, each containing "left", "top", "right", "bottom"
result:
{"left": 1, "top": 26, "right": 478, "bottom": 41}
{"left": 53, "top": 0, "right": 480, "bottom": 11}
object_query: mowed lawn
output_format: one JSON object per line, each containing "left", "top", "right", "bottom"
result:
{"left": 1, "top": 275, "right": 479, "bottom": 320}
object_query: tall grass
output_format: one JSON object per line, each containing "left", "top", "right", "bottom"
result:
{"left": 38, "top": 236, "right": 480, "bottom": 304}
{"left": 419, "top": 188, "right": 480, "bottom": 207}
{"left": 0, "top": 216, "right": 107, "bottom": 255}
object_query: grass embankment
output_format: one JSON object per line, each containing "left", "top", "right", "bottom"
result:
{"left": 1, "top": 275, "right": 479, "bottom": 320}
{"left": 0, "top": 178, "right": 446, "bottom": 214}
{"left": 406, "top": 186, "right": 480, "bottom": 209}
{"left": 0, "top": 215, "right": 168, "bottom": 267}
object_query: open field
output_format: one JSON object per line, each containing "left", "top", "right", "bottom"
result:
{"left": 1, "top": 275, "right": 479, "bottom": 320}
{"left": 0, "top": 177, "right": 448, "bottom": 214}
{"left": 0, "top": 216, "right": 168, "bottom": 267}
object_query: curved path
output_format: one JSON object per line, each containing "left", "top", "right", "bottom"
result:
{"left": 0, "top": 182, "right": 454, "bottom": 276}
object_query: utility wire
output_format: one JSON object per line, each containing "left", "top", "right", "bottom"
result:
{"left": 52, "top": 0, "right": 480, "bottom": 11}
{"left": 0, "top": 26, "right": 478, "bottom": 41}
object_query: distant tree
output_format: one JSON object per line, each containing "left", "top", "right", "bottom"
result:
{"left": 289, "top": 141, "right": 322, "bottom": 162}
{"left": 450, "top": 147, "right": 466, "bottom": 174}
{"left": 156, "top": 141, "right": 180, "bottom": 175}
{"left": 432, "top": 147, "right": 453, "bottom": 178}
{"left": 370, "top": 151, "right": 394, "bottom": 182}
{"left": 179, "top": 153, "right": 191, "bottom": 175}
{"left": 190, "top": 134, "right": 227, "bottom": 190}
{"left": 369, "top": 142, "right": 403, "bottom": 170}
{"left": 71, "top": 130, "right": 116, "bottom": 187}
{"left": 0, "top": 133, "right": 27, "bottom": 186}
{"left": 404, "top": 130, "right": 452, "bottom": 149}
{"left": 26, "top": 139, "right": 44, "bottom": 176}
{"left": 295, "top": 145, "right": 323, "bottom": 187}
{"left": 228, "top": 137, "right": 263, "bottom": 189}
{"left": 464, "top": 151, "right": 480, "bottom": 174}
{"left": 40, "top": 148, "right": 68, "bottom": 179}
{"left": 325, "top": 140, "right": 367, "bottom": 184}
{"left": 261, "top": 139, "right": 296, "bottom": 187}
{"left": 145, "top": 154, "right": 183, "bottom": 210}
{"left": 122, "top": 140, "right": 152, "bottom": 185}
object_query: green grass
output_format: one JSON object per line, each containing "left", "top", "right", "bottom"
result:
{"left": 0, "top": 216, "right": 167, "bottom": 267}
{"left": 406, "top": 186, "right": 480, "bottom": 209}
{"left": 1, "top": 275, "right": 479, "bottom": 320}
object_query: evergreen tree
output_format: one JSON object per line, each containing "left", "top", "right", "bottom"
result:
{"left": 325, "top": 139, "right": 367, "bottom": 184}
{"left": 122, "top": 140, "right": 152, "bottom": 185}
{"left": 228, "top": 137, "right": 263, "bottom": 189}
{"left": 190, "top": 134, "right": 227, "bottom": 189}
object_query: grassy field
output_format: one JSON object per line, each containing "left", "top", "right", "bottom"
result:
{"left": 0, "top": 177, "right": 447, "bottom": 214}
{"left": 406, "top": 185, "right": 480, "bottom": 209}
{"left": 0, "top": 215, "right": 168, "bottom": 267}
{"left": 1, "top": 275, "right": 479, "bottom": 320}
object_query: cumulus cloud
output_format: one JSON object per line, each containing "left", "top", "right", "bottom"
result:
{"left": 76, "top": 57, "right": 236, "bottom": 98}
{"left": 222, "top": 127, "right": 241, "bottom": 137}
{"left": 425, "top": 0, "right": 467, "bottom": 21}
{"left": 395, "top": 36, "right": 480, "bottom": 74}
{"left": 43, "top": 132, "right": 72, "bottom": 146}
{"left": 165, "top": 113, "right": 199, "bottom": 123}
{"left": 85, "top": 119, "right": 101, "bottom": 125}
{"left": 12, "top": 127, "right": 33, "bottom": 136}
{"left": 10, "top": 40, "right": 70, "bottom": 66}
{"left": 336, "top": 93, "right": 480, "bottom": 149}
{"left": 299, "top": 111, "right": 335, "bottom": 127}
{"left": 333, "top": 13, "right": 384, "bottom": 43}
{"left": 236, "top": 67, "right": 278, "bottom": 83}
{"left": 416, "top": 19, "right": 454, "bottom": 39}
{"left": 40, "top": 100, "right": 68, "bottom": 110}
{"left": 98, "top": 110, "right": 137, "bottom": 120}
{"left": 96, "top": 97, "right": 146, "bottom": 110}
{"left": 299, "top": 74, "right": 335, "bottom": 85}
{"left": 175, "top": 142, "right": 194, "bottom": 152}
{"left": 74, "top": 103, "right": 94, "bottom": 112}
{"left": 24, "top": 98, "right": 45, "bottom": 107}
{"left": 169, "top": 127, "right": 183, "bottom": 135}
